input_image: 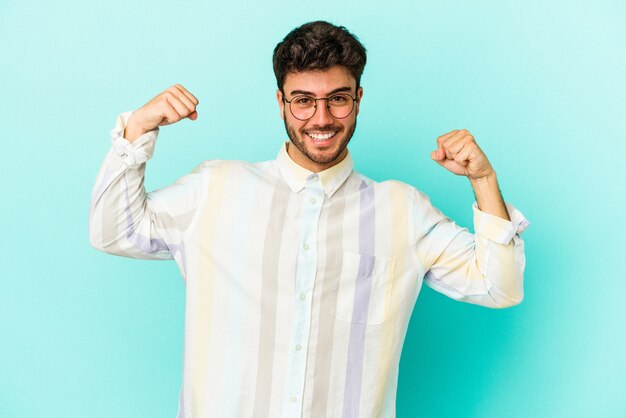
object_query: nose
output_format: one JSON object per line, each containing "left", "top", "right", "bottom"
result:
{"left": 309, "top": 100, "right": 334, "bottom": 126}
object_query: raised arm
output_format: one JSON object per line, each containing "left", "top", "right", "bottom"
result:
{"left": 88, "top": 85, "right": 203, "bottom": 261}
{"left": 411, "top": 129, "right": 529, "bottom": 308}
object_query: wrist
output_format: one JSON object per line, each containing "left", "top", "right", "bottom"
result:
{"left": 124, "top": 113, "right": 150, "bottom": 143}
{"left": 469, "top": 171, "right": 497, "bottom": 189}
{"left": 469, "top": 173, "right": 511, "bottom": 221}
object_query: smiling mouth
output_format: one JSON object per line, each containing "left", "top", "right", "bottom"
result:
{"left": 306, "top": 130, "right": 339, "bottom": 143}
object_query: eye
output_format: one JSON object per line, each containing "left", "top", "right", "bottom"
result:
{"left": 329, "top": 94, "right": 349, "bottom": 105}
{"left": 293, "top": 96, "right": 314, "bottom": 106}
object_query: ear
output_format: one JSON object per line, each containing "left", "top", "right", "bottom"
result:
{"left": 276, "top": 89, "right": 285, "bottom": 120}
{"left": 355, "top": 86, "right": 364, "bottom": 116}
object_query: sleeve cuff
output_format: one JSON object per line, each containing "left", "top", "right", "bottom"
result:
{"left": 109, "top": 111, "right": 159, "bottom": 167}
{"left": 472, "top": 202, "right": 530, "bottom": 245}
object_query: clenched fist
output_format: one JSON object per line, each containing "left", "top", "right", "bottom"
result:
{"left": 124, "top": 84, "right": 199, "bottom": 142}
{"left": 431, "top": 129, "right": 495, "bottom": 180}
{"left": 431, "top": 129, "right": 511, "bottom": 220}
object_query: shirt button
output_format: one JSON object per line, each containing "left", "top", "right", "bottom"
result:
{"left": 310, "top": 198, "right": 317, "bottom": 205}
{"left": 303, "top": 243, "right": 309, "bottom": 250}
{"left": 299, "top": 293, "right": 306, "bottom": 301}
{"left": 295, "top": 344, "right": 302, "bottom": 351}
{"left": 289, "top": 395, "right": 297, "bottom": 403}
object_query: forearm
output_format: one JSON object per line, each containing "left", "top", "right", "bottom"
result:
{"left": 469, "top": 173, "right": 510, "bottom": 221}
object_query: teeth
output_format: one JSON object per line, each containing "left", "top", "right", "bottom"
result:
{"left": 308, "top": 132, "right": 336, "bottom": 141}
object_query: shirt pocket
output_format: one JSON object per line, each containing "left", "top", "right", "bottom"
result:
{"left": 335, "top": 252, "right": 396, "bottom": 325}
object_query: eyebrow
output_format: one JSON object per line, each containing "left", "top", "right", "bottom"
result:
{"left": 289, "top": 86, "right": 354, "bottom": 96}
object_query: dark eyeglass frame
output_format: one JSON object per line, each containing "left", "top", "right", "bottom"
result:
{"left": 283, "top": 93, "right": 358, "bottom": 121}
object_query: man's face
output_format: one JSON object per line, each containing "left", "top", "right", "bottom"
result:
{"left": 276, "top": 66, "right": 363, "bottom": 172}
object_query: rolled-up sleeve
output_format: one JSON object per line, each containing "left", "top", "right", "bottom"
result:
{"left": 410, "top": 188, "right": 530, "bottom": 308}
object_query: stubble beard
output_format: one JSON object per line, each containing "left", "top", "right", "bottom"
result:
{"left": 283, "top": 116, "right": 357, "bottom": 165}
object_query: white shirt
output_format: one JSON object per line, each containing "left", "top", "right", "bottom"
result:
{"left": 89, "top": 111, "right": 530, "bottom": 418}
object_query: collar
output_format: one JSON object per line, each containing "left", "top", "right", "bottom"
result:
{"left": 276, "top": 142, "right": 354, "bottom": 197}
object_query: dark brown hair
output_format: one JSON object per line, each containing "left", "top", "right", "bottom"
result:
{"left": 272, "top": 21, "right": 367, "bottom": 91}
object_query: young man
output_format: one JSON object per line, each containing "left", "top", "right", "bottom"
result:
{"left": 90, "top": 21, "right": 528, "bottom": 418}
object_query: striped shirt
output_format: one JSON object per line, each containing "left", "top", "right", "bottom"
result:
{"left": 89, "top": 111, "right": 530, "bottom": 418}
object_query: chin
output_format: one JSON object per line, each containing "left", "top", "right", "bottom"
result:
{"left": 301, "top": 136, "right": 347, "bottom": 163}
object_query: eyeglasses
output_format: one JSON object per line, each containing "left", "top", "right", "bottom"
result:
{"left": 283, "top": 93, "right": 357, "bottom": 121}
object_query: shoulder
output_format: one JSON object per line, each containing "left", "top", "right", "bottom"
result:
{"left": 189, "top": 158, "right": 280, "bottom": 184}
{"left": 190, "top": 158, "right": 265, "bottom": 173}
{"left": 353, "top": 171, "right": 423, "bottom": 197}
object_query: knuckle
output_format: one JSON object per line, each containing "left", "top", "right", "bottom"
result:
{"left": 163, "top": 100, "right": 177, "bottom": 113}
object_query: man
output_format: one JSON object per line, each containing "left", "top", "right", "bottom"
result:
{"left": 90, "top": 20, "right": 528, "bottom": 418}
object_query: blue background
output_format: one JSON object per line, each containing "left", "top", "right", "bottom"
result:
{"left": 1, "top": 0, "right": 624, "bottom": 417}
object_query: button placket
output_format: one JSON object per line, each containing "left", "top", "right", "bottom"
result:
{"left": 282, "top": 177, "right": 324, "bottom": 416}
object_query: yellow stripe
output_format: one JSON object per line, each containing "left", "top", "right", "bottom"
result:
{"left": 374, "top": 183, "right": 407, "bottom": 409}
{"left": 190, "top": 162, "right": 230, "bottom": 416}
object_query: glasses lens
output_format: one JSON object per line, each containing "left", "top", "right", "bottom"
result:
{"left": 328, "top": 94, "right": 354, "bottom": 119}
{"left": 290, "top": 96, "right": 316, "bottom": 120}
